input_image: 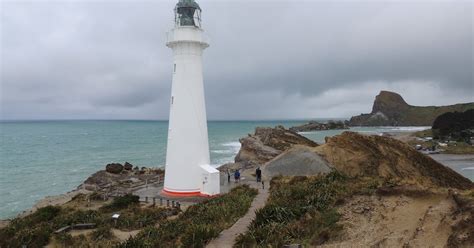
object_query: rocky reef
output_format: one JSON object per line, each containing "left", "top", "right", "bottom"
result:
{"left": 349, "top": 91, "right": 474, "bottom": 126}
{"left": 289, "top": 120, "right": 349, "bottom": 132}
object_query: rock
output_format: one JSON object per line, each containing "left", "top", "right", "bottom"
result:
{"left": 261, "top": 145, "right": 331, "bottom": 180}
{"left": 124, "top": 162, "right": 133, "bottom": 170}
{"left": 349, "top": 91, "right": 474, "bottom": 126}
{"left": 314, "top": 131, "right": 474, "bottom": 190}
{"left": 290, "top": 120, "right": 349, "bottom": 132}
{"left": 234, "top": 126, "right": 318, "bottom": 168}
{"left": 217, "top": 162, "right": 244, "bottom": 172}
{"left": 105, "top": 163, "right": 123, "bottom": 174}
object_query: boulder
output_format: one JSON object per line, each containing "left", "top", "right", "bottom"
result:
{"left": 105, "top": 163, "right": 123, "bottom": 174}
{"left": 261, "top": 145, "right": 331, "bottom": 180}
{"left": 124, "top": 162, "right": 133, "bottom": 170}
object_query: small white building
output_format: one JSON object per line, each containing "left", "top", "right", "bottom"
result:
{"left": 162, "top": 0, "right": 219, "bottom": 197}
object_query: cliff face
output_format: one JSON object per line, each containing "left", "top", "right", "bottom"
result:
{"left": 349, "top": 91, "right": 474, "bottom": 126}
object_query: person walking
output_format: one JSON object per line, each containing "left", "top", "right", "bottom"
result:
{"left": 256, "top": 167, "right": 262, "bottom": 182}
{"left": 234, "top": 169, "right": 240, "bottom": 183}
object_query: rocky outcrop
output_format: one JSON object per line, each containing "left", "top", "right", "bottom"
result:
{"left": 432, "top": 109, "right": 474, "bottom": 142}
{"left": 349, "top": 91, "right": 474, "bottom": 126}
{"left": 106, "top": 163, "right": 123, "bottom": 174}
{"left": 261, "top": 145, "right": 331, "bottom": 180}
{"left": 289, "top": 120, "right": 349, "bottom": 132}
{"left": 314, "top": 131, "right": 473, "bottom": 190}
{"left": 124, "top": 162, "right": 133, "bottom": 170}
{"left": 234, "top": 126, "right": 318, "bottom": 168}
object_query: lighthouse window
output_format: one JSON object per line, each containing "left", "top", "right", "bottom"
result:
{"left": 171, "top": 96, "right": 174, "bottom": 104}
{"left": 173, "top": 64, "right": 176, "bottom": 73}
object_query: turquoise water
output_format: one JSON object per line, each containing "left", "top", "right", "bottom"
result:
{"left": 0, "top": 120, "right": 458, "bottom": 219}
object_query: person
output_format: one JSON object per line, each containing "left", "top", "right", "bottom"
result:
{"left": 234, "top": 169, "right": 240, "bottom": 183}
{"left": 227, "top": 169, "right": 231, "bottom": 184}
{"left": 256, "top": 167, "right": 262, "bottom": 182}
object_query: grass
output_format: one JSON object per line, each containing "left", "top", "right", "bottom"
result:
{"left": 234, "top": 171, "right": 381, "bottom": 247}
{"left": 0, "top": 194, "right": 171, "bottom": 247}
{"left": 119, "top": 185, "right": 258, "bottom": 248}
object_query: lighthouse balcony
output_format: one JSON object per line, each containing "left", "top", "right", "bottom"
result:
{"left": 166, "top": 27, "right": 210, "bottom": 47}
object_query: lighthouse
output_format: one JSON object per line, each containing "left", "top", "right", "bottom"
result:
{"left": 163, "top": 0, "right": 219, "bottom": 197}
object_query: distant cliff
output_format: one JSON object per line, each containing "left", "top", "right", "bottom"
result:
{"left": 349, "top": 91, "right": 474, "bottom": 126}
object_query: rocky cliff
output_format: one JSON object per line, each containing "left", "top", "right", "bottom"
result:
{"left": 229, "top": 126, "right": 318, "bottom": 170}
{"left": 349, "top": 91, "right": 474, "bottom": 126}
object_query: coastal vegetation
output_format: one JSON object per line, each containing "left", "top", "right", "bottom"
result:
{"left": 410, "top": 109, "right": 474, "bottom": 154}
{"left": 234, "top": 171, "right": 382, "bottom": 247}
{"left": 120, "top": 185, "right": 258, "bottom": 247}
{"left": 0, "top": 194, "right": 173, "bottom": 247}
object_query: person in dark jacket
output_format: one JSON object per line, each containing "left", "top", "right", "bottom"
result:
{"left": 256, "top": 167, "right": 262, "bottom": 182}
{"left": 234, "top": 170, "right": 240, "bottom": 183}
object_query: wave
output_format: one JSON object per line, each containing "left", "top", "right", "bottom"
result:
{"left": 461, "top": 167, "right": 474, "bottom": 170}
{"left": 222, "top": 142, "right": 241, "bottom": 148}
{"left": 378, "top": 126, "right": 431, "bottom": 132}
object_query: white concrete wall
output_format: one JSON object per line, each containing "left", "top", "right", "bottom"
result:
{"left": 163, "top": 26, "right": 217, "bottom": 195}
{"left": 200, "top": 164, "right": 220, "bottom": 196}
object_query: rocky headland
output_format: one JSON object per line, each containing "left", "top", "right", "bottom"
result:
{"left": 349, "top": 90, "right": 474, "bottom": 126}
{"left": 220, "top": 125, "right": 318, "bottom": 171}
{"left": 289, "top": 120, "right": 349, "bottom": 132}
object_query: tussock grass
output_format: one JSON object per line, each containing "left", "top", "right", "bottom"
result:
{"left": 119, "top": 185, "right": 258, "bottom": 248}
{"left": 235, "top": 171, "right": 374, "bottom": 247}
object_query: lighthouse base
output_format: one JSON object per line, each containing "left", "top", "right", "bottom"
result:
{"left": 161, "top": 164, "right": 220, "bottom": 198}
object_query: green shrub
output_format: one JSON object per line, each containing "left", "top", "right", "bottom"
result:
{"left": 101, "top": 194, "right": 140, "bottom": 211}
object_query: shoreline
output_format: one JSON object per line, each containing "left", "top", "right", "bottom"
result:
{"left": 2, "top": 128, "right": 472, "bottom": 225}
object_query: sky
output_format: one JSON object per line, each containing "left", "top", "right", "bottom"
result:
{"left": 0, "top": 0, "right": 473, "bottom": 120}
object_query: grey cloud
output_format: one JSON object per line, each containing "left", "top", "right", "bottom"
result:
{"left": 1, "top": 0, "right": 472, "bottom": 120}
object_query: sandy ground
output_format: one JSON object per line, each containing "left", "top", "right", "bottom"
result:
{"left": 322, "top": 193, "right": 457, "bottom": 247}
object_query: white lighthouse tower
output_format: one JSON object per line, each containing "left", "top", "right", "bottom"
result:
{"left": 163, "top": 0, "right": 219, "bottom": 197}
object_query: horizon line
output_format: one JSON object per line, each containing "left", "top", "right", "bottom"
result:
{"left": 0, "top": 117, "right": 350, "bottom": 122}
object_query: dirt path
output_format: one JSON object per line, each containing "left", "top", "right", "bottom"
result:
{"left": 207, "top": 181, "right": 269, "bottom": 248}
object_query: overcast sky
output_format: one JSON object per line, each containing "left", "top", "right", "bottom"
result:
{"left": 1, "top": 0, "right": 472, "bottom": 120}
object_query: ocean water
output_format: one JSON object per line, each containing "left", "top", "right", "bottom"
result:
{"left": 0, "top": 120, "right": 456, "bottom": 219}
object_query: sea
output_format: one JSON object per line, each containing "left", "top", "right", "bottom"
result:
{"left": 0, "top": 120, "right": 471, "bottom": 219}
